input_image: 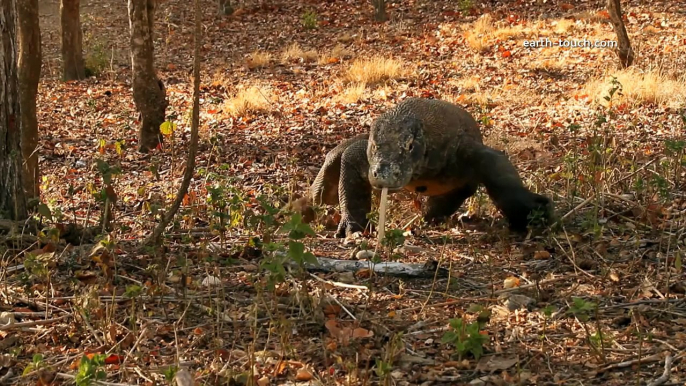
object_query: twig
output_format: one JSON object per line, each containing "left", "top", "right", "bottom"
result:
{"left": 554, "top": 233, "right": 596, "bottom": 278}
{"left": 327, "top": 295, "right": 357, "bottom": 320}
{"left": 647, "top": 354, "right": 674, "bottom": 386}
{"left": 494, "top": 275, "right": 573, "bottom": 295}
{"left": 0, "top": 315, "right": 70, "bottom": 331}
{"left": 308, "top": 272, "right": 369, "bottom": 291}
{"left": 119, "top": 327, "right": 148, "bottom": 369}
{"left": 598, "top": 353, "right": 662, "bottom": 372}
{"left": 558, "top": 194, "right": 595, "bottom": 223}
{"left": 78, "top": 310, "right": 105, "bottom": 346}
{"left": 56, "top": 372, "right": 137, "bottom": 386}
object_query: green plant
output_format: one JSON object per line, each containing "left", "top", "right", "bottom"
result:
{"left": 441, "top": 318, "right": 489, "bottom": 360}
{"left": 259, "top": 213, "right": 318, "bottom": 289}
{"left": 382, "top": 228, "right": 405, "bottom": 249}
{"left": 163, "top": 365, "right": 179, "bottom": 383}
{"left": 301, "top": 10, "right": 318, "bottom": 29}
{"left": 568, "top": 297, "right": 607, "bottom": 361}
{"left": 85, "top": 40, "right": 109, "bottom": 77}
{"left": 22, "top": 354, "right": 46, "bottom": 376}
{"left": 458, "top": 0, "right": 474, "bottom": 15}
{"left": 75, "top": 354, "right": 107, "bottom": 386}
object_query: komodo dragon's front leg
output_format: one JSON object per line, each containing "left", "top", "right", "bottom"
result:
{"left": 472, "top": 146, "right": 553, "bottom": 231}
{"left": 310, "top": 134, "right": 372, "bottom": 237}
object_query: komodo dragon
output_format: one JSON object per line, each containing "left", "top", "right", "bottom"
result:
{"left": 310, "top": 97, "right": 553, "bottom": 238}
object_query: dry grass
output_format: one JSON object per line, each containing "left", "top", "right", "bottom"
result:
{"left": 573, "top": 10, "right": 609, "bottom": 23}
{"left": 337, "top": 33, "right": 354, "bottom": 43}
{"left": 461, "top": 75, "right": 481, "bottom": 92}
{"left": 344, "top": 56, "right": 410, "bottom": 85}
{"left": 526, "top": 48, "right": 568, "bottom": 71}
{"left": 581, "top": 68, "right": 686, "bottom": 108}
{"left": 472, "top": 14, "right": 494, "bottom": 36}
{"left": 318, "top": 44, "right": 352, "bottom": 65}
{"left": 553, "top": 19, "right": 576, "bottom": 34}
{"left": 491, "top": 25, "right": 526, "bottom": 40}
{"left": 464, "top": 31, "right": 489, "bottom": 52}
{"left": 280, "top": 43, "right": 318, "bottom": 64}
{"left": 335, "top": 83, "right": 367, "bottom": 104}
{"left": 465, "top": 14, "right": 528, "bottom": 52}
{"left": 224, "top": 85, "right": 275, "bottom": 116}
{"left": 246, "top": 50, "right": 272, "bottom": 69}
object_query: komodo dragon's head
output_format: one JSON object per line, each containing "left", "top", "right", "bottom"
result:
{"left": 367, "top": 111, "right": 426, "bottom": 190}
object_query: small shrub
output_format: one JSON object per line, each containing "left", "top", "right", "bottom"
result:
{"left": 85, "top": 41, "right": 109, "bottom": 77}
{"left": 441, "top": 318, "right": 489, "bottom": 360}
{"left": 301, "top": 10, "right": 317, "bottom": 29}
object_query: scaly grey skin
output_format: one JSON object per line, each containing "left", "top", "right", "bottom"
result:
{"left": 310, "top": 98, "right": 553, "bottom": 238}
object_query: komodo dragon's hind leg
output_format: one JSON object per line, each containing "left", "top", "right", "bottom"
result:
{"left": 473, "top": 146, "right": 553, "bottom": 231}
{"left": 423, "top": 184, "right": 478, "bottom": 225}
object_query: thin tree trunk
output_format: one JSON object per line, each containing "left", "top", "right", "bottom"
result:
{"left": 0, "top": 0, "right": 28, "bottom": 220}
{"left": 148, "top": 0, "right": 201, "bottom": 245}
{"left": 371, "top": 0, "right": 387, "bottom": 22}
{"left": 129, "top": 0, "right": 168, "bottom": 153}
{"left": 607, "top": 0, "right": 634, "bottom": 68}
{"left": 17, "top": 0, "right": 42, "bottom": 200}
{"left": 218, "top": 0, "right": 233, "bottom": 15}
{"left": 60, "top": 0, "right": 85, "bottom": 80}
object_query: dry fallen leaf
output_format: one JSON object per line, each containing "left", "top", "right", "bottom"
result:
{"left": 533, "top": 250, "right": 551, "bottom": 260}
{"left": 175, "top": 369, "right": 195, "bottom": 386}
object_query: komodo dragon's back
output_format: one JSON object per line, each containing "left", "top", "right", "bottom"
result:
{"left": 380, "top": 98, "right": 483, "bottom": 146}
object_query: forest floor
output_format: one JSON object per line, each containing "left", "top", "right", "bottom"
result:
{"left": 2, "top": 0, "right": 686, "bottom": 385}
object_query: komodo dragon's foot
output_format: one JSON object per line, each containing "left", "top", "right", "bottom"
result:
{"left": 501, "top": 189, "right": 553, "bottom": 232}
{"left": 335, "top": 218, "right": 367, "bottom": 238}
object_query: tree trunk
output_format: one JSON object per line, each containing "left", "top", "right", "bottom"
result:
{"left": 0, "top": 0, "right": 28, "bottom": 220}
{"left": 128, "top": 0, "right": 168, "bottom": 153}
{"left": 148, "top": 0, "right": 202, "bottom": 245}
{"left": 371, "top": 0, "right": 387, "bottom": 22}
{"left": 17, "top": 0, "right": 42, "bottom": 200}
{"left": 606, "top": 0, "right": 634, "bottom": 68}
{"left": 60, "top": 0, "right": 85, "bottom": 80}
{"left": 218, "top": 0, "right": 233, "bottom": 15}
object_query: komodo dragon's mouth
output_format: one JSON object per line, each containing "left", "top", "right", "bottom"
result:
{"left": 371, "top": 186, "right": 403, "bottom": 192}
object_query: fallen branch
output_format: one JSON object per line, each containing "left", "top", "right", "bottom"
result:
{"left": 647, "top": 354, "right": 674, "bottom": 386}
{"left": 598, "top": 353, "right": 662, "bottom": 372}
{"left": 0, "top": 315, "right": 70, "bottom": 331}
{"left": 302, "top": 256, "right": 448, "bottom": 279}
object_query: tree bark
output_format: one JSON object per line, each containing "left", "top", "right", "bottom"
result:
{"left": 148, "top": 0, "right": 201, "bottom": 245}
{"left": 607, "top": 0, "right": 634, "bottom": 68}
{"left": 17, "top": 0, "right": 42, "bottom": 200}
{"left": 0, "top": 0, "right": 28, "bottom": 220}
{"left": 371, "top": 0, "right": 387, "bottom": 22}
{"left": 60, "top": 0, "right": 85, "bottom": 80}
{"left": 218, "top": 0, "right": 233, "bottom": 15}
{"left": 128, "top": 0, "right": 168, "bottom": 153}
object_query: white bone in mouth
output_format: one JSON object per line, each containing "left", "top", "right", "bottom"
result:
{"left": 377, "top": 187, "right": 389, "bottom": 245}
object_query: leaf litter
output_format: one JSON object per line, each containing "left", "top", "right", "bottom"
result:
{"left": 1, "top": 0, "right": 685, "bottom": 385}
